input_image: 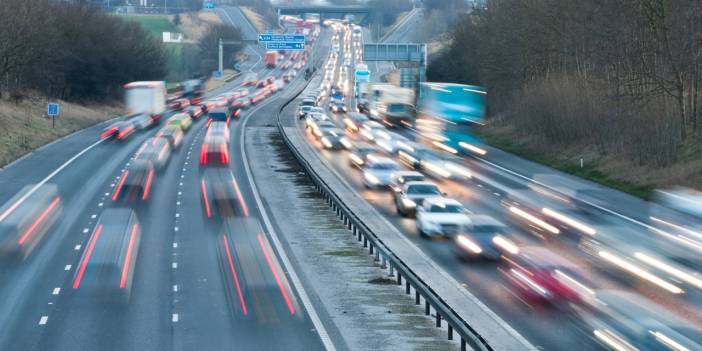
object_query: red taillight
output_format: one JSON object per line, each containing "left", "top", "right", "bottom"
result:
{"left": 100, "top": 127, "right": 117, "bottom": 139}
{"left": 142, "top": 169, "right": 154, "bottom": 200}
{"left": 200, "top": 144, "right": 209, "bottom": 164}
{"left": 112, "top": 170, "right": 129, "bottom": 201}
{"left": 119, "top": 223, "right": 139, "bottom": 289}
{"left": 206, "top": 118, "right": 212, "bottom": 127}
{"left": 220, "top": 144, "right": 229, "bottom": 164}
{"left": 201, "top": 180, "right": 212, "bottom": 218}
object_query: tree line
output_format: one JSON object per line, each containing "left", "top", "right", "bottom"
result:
{"left": 428, "top": 0, "right": 702, "bottom": 167}
{"left": 0, "top": 0, "right": 166, "bottom": 101}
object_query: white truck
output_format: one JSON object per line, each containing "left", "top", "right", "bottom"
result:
{"left": 367, "top": 83, "right": 415, "bottom": 127}
{"left": 124, "top": 81, "right": 166, "bottom": 129}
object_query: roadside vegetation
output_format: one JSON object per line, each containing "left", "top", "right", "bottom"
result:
{"left": 218, "top": 0, "right": 277, "bottom": 25}
{"left": 428, "top": 0, "right": 702, "bottom": 195}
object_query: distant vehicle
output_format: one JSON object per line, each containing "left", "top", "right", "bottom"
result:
{"left": 111, "top": 160, "right": 156, "bottom": 202}
{"left": 416, "top": 82, "right": 487, "bottom": 153}
{"left": 416, "top": 197, "right": 471, "bottom": 238}
{"left": 359, "top": 121, "right": 387, "bottom": 142}
{"left": 168, "top": 113, "right": 192, "bottom": 131}
{"left": 71, "top": 208, "right": 141, "bottom": 303}
{"left": 207, "top": 121, "right": 230, "bottom": 140}
{"left": 0, "top": 184, "right": 62, "bottom": 260}
{"left": 200, "top": 169, "right": 245, "bottom": 218}
{"left": 367, "top": 83, "right": 415, "bottom": 127}
{"left": 319, "top": 128, "right": 349, "bottom": 150}
{"left": 200, "top": 135, "right": 229, "bottom": 166}
{"left": 181, "top": 79, "right": 204, "bottom": 104}
{"left": 101, "top": 120, "right": 135, "bottom": 140}
{"left": 389, "top": 171, "right": 425, "bottom": 192}
{"left": 310, "top": 120, "right": 337, "bottom": 139}
{"left": 501, "top": 246, "right": 591, "bottom": 307}
{"left": 394, "top": 181, "right": 443, "bottom": 218}
{"left": 343, "top": 112, "right": 369, "bottom": 132}
{"left": 347, "top": 142, "right": 377, "bottom": 168}
{"left": 264, "top": 51, "right": 278, "bottom": 68}
{"left": 134, "top": 137, "right": 171, "bottom": 171}
{"left": 184, "top": 105, "right": 204, "bottom": 119}
{"left": 124, "top": 81, "right": 166, "bottom": 123}
{"left": 453, "top": 215, "right": 517, "bottom": 260}
{"left": 231, "top": 97, "right": 250, "bottom": 110}
{"left": 169, "top": 98, "right": 190, "bottom": 110}
{"left": 156, "top": 125, "right": 184, "bottom": 149}
{"left": 208, "top": 107, "right": 232, "bottom": 125}
{"left": 574, "top": 290, "right": 702, "bottom": 350}
{"left": 297, "top": 105, "right": 314, "bottom": 119}
{"left": 354, "top": 64, "right": 370, "bottom": 99}
{"left": 362, "top": 156, "right": 401, "bottom": 189}
{"left": 330, "top": 101, "right": 347, "bottom": 113}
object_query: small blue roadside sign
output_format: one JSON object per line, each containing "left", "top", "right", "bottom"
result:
{"left": 204, "top": 2, "right": 215, "bottom": 9}
{"left": 213, "top": 70, "right": 222, "bottom": 78}
{"left": 266, "top": 42, "right": 304, "bottom": 50}
{"left": 47, "top": 102, "right": 60, "bottom": 116}
{"left": 234, "top": 63, "right": 241, "bottom": 71}
{"left": 258, "top": 34, "right": 305, "bottom": 43}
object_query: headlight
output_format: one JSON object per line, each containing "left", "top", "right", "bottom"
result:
{"left": 321, "top": 137, "right": 333, "bottom": 148}
{"left": 401, "top": 198, "right": 416, "bottom": 208}
{"left": 456, "top": 235, "right": 482, "bottom": 254}
{"left": 340, "top": 137, "right": 352, "bottom": 149}
{"left": 364, "top": 172, "right": 380, "bottom": 184}
{"left": 349, "top": 153, "right": 364, "bottom": 165}
{"left": 370, "top": 110, "right": 379, "bottom": 117}
{"left": 492, "top": 235, "right": 519, "bottom": 255}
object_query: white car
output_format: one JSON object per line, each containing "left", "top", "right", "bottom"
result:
{"left": 360, "top": 121, "right": 388, "bottom": 142}
{"left": 416, "top": 197, "right": 472, "bottom": 238}
{"left": 375, "top": 132, "right": 410, "bottom": 155}
{"left": 362, "top": 157, "right": 401, "bottom": 189}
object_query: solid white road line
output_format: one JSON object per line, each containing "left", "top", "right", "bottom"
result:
{"left": 0, "top": 138, "right": 106, "bottom": 222}
{"left": 239, "top": 83, "right": 337, "bottom": 351}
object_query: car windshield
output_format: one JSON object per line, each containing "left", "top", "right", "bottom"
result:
{"left": 370, "top": 162, "right": 398, "bottom": 170}
{"left": 401, "top": 175, "right": 424, "bottom": 182}
{"left": 407, "top": 185, "right": 440, "bottom": 195}
{"left": 472, "top": 225, "right": 505, "bottom": 235}
{"left": 428, "top": 204, "right": 464, "bottom": 213}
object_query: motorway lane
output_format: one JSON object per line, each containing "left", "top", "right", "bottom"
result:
{"left": 300, "top": 22, "right": 702, "bottom": 350}
{"left": 0, "top": 35, "right": 324, "bottom": 350}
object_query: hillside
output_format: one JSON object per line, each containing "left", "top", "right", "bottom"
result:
{"left": 0, "top": 97, "right": 120, "bottom": 168}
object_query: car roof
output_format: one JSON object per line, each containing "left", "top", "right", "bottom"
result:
{"left": 367, "top": 156, "right": 396, "bottom": 164}
{"left": 424, "top": 197, "right": 462, "bottom": 206}
{"left": 404, "top": 181, "right": 437, "bottom": 188}
{"left": 364, "top": 121, "right": 384, "bottom": 128}
{"left": 394, "top": 170, "right": 424, "bottom": 177}
{"left": 466, "top": 215, "right": 505, "bottom": 227}
{"left": 516, "top": 246, "right": 578, "bottom": 269}
{"left": 210, "top": 107, "right": 228, "bottom": 113}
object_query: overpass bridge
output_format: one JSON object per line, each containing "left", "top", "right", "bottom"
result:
{"left": 274, "top": 5, "right": 372, "bottom": 24}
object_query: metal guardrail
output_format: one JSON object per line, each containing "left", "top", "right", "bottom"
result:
{"left": 275, "top": 76, "right": 494, "bottom": 351}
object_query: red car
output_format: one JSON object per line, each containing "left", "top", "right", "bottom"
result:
{"left": 185, "top": 105, "right": 204, "bottom": 119}
{"left": 200, "top": 135, "right": 229, "bottom": 165}
{"left": 256, "top": 80, "right": 267, "bottom": 89}
{"left": 266, "top": 76, "right": 275, "bottom": 84}
{"left": 500, "top": 246, "right": 591, "bottom": 308}
{"left": 243, "top": 79, "right": 257, "bottom": 87}
{"left": 169, "top": 98, "right": 190, "bottom": 110}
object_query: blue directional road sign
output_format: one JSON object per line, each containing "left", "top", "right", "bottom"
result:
{"left": 265, "top": 42, "right": 304, "bottom": 50}
{"left": 204, "top": 2, "right": 215, "bottom": 9}
{"left": 47, "top": 102, "right": 60, "bottom": 116}
{"left": 258, "top": 34, "right": 305, "bottom": 43}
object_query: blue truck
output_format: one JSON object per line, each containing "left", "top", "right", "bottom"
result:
{"left": 415, "top": 82, "right": 487, "bottom": 155}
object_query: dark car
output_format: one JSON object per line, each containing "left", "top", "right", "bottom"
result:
{"left": 111, "top": 160, "right": 156, "bottom": 202}
{"left": 452, "top": 215, "right": 517, "bottom": 260}
{"left": 348, "top": 142, "right": 379, "bottom": 168}
{"left": 200, "top": 168, "right": 248, "bottom": 218}
{"left": 208, "top": 107, "right": 233, "bottom": 125}
{"left": 184, "top": 105, "right": 204, "bottom": 119}
{"left": 394, "top": 181, "right": 442, "bottom": 217}
{"left": 71, "top": 208, "right": 141, "bottom": 303}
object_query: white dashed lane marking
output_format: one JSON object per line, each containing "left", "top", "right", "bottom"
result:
{"left": 52, "top": 288, "right": 60, "bottom": 295}
{"left": 38, "top": 316, "right": 48, "bottom": 325}
{"left": 64, "top": 265, "right": 72, "bottom": 271}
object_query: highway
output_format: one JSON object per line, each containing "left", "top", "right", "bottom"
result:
{"left": 3, "top": 5, "right": 702, "bottom": 351}
{"left": 290, "top": 20, "right": 702, "bottom": 351}
{"left": 0, "top": 14, "right": 331, "bottom": 351}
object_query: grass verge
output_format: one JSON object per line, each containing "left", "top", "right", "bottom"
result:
{"left": 478, "top": 127, "right": 655, "bottom": 200}
{"left": 115, "top": 14, "right": 177, "bottom": 38}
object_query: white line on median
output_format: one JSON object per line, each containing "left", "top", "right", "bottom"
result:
{"left": 38, "top": 316, "right": 48, "bottom": 325}
{"left": 239, "top": 95, "right": 337, "bottom": 351}
{"left": 0, "top": 138, "right": 106, "bottom": 222}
